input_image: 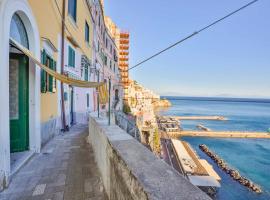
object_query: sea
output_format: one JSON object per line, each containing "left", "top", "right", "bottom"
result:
{"left": 158, "top": 96, "right": 270, "bottom": 200}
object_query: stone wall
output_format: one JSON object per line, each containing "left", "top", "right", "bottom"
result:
{"left": 88, "top": 114, "right": 211, "bottom": 200}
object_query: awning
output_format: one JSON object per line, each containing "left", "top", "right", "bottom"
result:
{"left": 10, "top": 38, "right": 102, "bottom": 88}
{"left": 10, "top": 38, "right": 109, "bottom": 104}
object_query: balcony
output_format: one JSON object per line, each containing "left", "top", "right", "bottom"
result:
{"left": 119, "top": 52, "right": 129, "bottom": 56}
{"left": 119, "top": 63, "right": 128, "bottom": 68}
{"left": 119, "top": 45, "right": 129, "bottom": 50}
{"left": 120, "top": 39, "right": 129, "bottom": 45}
{"left": 120, "top": 32, "right": 130, "bottom": 38}
{"left": 119, "top": 57, "right": 128, "bottom": 62}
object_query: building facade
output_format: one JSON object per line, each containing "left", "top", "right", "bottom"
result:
{"left": 0, "top": 0, "right": 121, "bottom": 190}
{"left": 91, "top": 0, "right": 122, "bottom": 113}
{"left": 105, "top": 16, "right": 129, "bottom": 103}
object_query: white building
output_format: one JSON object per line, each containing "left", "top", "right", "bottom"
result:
{"left": 0, "top": 0, "right": 41, "bottom": 190}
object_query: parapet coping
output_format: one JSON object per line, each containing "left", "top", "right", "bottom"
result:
{"left": 90, "top": 113, "right": 211, "bottom": 200}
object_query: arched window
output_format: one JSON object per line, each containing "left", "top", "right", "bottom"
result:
{"left": 10, "top": 13, "right": 29, "bottom": 49}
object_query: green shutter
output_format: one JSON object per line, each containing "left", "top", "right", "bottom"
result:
{"left": 68, "top": 47, "right": 72, "bottom": 67}
{"left": 53, "top": 60, "right": 56, "bottom": 92}
{"left": 41, "top": 50, "right": 47, "bottom": 93}
{"left": 73, "top": 50, "right": 75, "bottom": 67}
{"left": 68, "top": 46, "right": 75, "bottom": 67}
{"left": 85, "top": 65, "right": 88, "bottom": 81}
{"left": 48, "top": 58, "right": 53, "bottom": 92}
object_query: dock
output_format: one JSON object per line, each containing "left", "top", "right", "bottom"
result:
{"left": 168, "top": 130, "right": 270, "bottom": 139}
{"left": 165, "top": 116, "right": 227, "bottom": 121}
{"left": 196, "top": 124, "right": 211, "bottom": 132}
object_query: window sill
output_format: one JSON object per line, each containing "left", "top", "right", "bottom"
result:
{"left": 85, "top": 41, "right": 91, "bottom": 48}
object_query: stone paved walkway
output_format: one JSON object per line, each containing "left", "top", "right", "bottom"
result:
{"left": 0, "top": 124, "right": 106, "bottom": 200}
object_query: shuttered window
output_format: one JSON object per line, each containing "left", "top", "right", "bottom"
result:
{"left": 40, "top": 50, "right": 57, "bottom": 93}
{"left": 41, "top": 50, "right": 47, "bottom": 93}
{"left": 84, "top": 65, "right": 89, "bottom": 81}
{"left": 87, "top": 93, "right": 89, "bottom": 108}
{"left": 68, "top": 0, "right": 77, "bottom": 22}
{"left": 68, "top": 46, "right": 75, "bottom": 67}
{"left": 85, "top": 21, "right": 89, "bottom": 43}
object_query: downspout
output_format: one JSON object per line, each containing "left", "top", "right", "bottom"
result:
{"left": 60, "top": 0, "right": 67, "bottom": 131}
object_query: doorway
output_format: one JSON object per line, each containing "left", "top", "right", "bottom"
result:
{"left": 69, "top": 86, "right": 74, "bottom": 125}
{"left": 9, "top": 53, "right": 29, "bottom": 153}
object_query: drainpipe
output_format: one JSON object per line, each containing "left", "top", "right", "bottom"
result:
{"left": 60, "top": 0, "right": 67, "bottom": 131}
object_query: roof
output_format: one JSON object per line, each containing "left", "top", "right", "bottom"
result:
{"left": 189, "top": 176, "right": 221, "bottom": 187}
{"left": 199, "top": 159, "right": 221, "bottom": 181}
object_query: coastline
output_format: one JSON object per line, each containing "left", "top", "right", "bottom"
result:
{"left": 158, "top": 96, "right": 270, "bottom": 200}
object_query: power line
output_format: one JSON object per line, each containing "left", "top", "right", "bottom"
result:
{"left": 128, "top": 0, "right": 259, "bottom": 71}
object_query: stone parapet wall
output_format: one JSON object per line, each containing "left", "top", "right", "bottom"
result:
{"left": 88, "top": 113, "right": 211, "bottom": 200}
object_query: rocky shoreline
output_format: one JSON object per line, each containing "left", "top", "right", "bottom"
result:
{"left": 199, "top": 144, "right": 262, "bottom": 194}
{"left": 153, "top": 99, "right": 171, "bottom": 108}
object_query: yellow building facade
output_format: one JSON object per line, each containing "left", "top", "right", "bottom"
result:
{"left": 28, "top": 0, "right": 94, "bottom": 144}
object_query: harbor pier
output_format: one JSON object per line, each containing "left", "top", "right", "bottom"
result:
{"left": 166, "top": 116, "right": 227, "bottom": 121}
{"left": 168, "top": 130, "right": 270, "bottom": 139}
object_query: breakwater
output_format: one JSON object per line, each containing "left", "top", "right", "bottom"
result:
{"left": 199, "top": 144, "right": 262, "bottom": 194}
{"left": 166, "top": 116, "right": 227, "bottom": 120}
{"left": 170, "top": 130, "right": 270, "bottom": 139}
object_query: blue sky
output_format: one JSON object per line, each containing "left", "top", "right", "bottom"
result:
{"left": 104, "top": 0, "right": 270, "bottom": 98}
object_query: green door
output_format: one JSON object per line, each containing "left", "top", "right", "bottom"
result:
{"left": 9, "top": 53, "right": 29, "bottom": 153}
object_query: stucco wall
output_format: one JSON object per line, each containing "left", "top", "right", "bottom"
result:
{"left": 88, "top": 114, "right": 211, "bottom": 200}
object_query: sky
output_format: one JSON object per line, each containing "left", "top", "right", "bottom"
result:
{"left": 104, "top": 0, "right": 270, "bottom": 98}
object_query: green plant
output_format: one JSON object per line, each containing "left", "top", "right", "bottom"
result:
{"left": 123, "top": 103, "right": 131, "bottom": 114}
{"left": 153, "top": 128, "right": 161, "bottom": 153}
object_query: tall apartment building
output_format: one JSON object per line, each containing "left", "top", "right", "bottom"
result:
{"left": 105, "top": 17, "right": 130, "bottom": 102}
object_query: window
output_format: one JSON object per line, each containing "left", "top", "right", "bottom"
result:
{"left": 41, "top": 49, "right": 56, "bottom": 93}
{"left": 85, "top": 21, "right": 89, "bottom": 43}
{"left": 85, "top": 65, "right": 89, "bottom": 81}
{"left": 10, "top": 14, "right": 29, "bottom": 49}
{"left": 68, "top": 0, "right": 77, "bottom": 22}
{"left": 87, "top": 94, "right": 90, "bottom": 108}
{"left": 68, "top": 46, "right": 75, "bottom": 67}
{"left": 104, "top": 55, "right": 107, "bottom": 65}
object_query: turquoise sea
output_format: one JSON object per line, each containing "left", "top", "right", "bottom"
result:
{"left": 159, "top": 96, "right": 270, "bottom": 200}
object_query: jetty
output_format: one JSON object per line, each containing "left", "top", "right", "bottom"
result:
{"left": 168, "top": 130, "right": 270, "bottom": 139}
{"left": 199, "top": 144, "right": 262, "bottom": 193}
{"left": 196, "top": 124, "right": 211, "bottom": 132}
{"left": 166, "top": 116, "right": 227, "bottom": 121}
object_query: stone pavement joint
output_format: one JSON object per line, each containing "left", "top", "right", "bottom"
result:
{"left": 0, "top": 124, "right": 107, "bottom": 200}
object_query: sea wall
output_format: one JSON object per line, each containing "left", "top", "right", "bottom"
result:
{"left": 88, "top": 113, "right": 211, "bottom": 200}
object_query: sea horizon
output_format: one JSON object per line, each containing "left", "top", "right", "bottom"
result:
{"left": 161, "top": 95, "right": 270, "bottom": 103}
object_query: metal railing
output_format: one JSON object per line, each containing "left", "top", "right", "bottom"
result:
{"left": 114, "top": 111, "right": 141, "bottom": 141}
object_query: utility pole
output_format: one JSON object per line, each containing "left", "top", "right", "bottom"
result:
{"left": 108, "top": 78, "right": 111, "bottom": 125}
{"left": 60, "top": 0, "right": 67, "bottom": 131}
{"left": 97, "top": 70, "right": 100, "bottom": 118}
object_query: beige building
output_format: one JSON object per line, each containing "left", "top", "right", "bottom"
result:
{"left": 105, "top": 16, "right": 130, "bottom": 102}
